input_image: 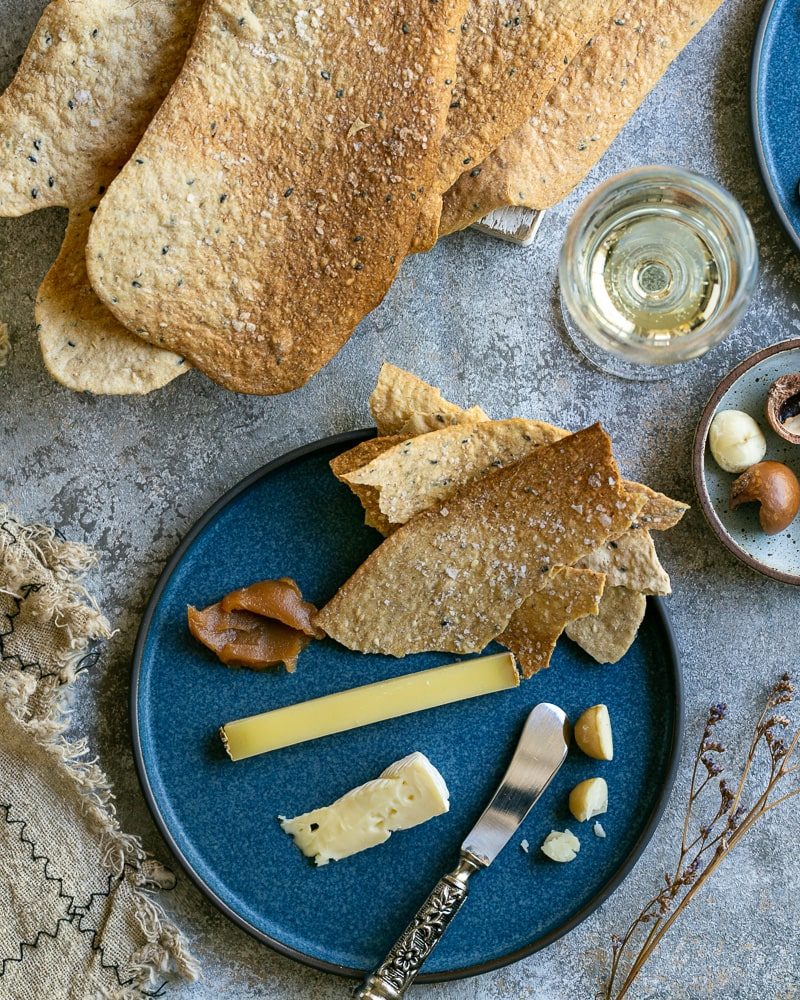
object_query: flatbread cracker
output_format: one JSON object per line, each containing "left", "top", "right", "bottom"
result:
{"left": 0, "top": 0, "right": 201, "bottom": 393}
{"left": 576, "top": 527, "right": 671, "bottom": 595}
{"left": 0, "top": 0, "right": 201, "bottom": 214}
{"left": 36, "top": 202, "right": 186, "bottom": 394}
{"left": 339, "top": 415, "right": 686, "bottom": 536}
{"left": 499, "top": 566, "right": 605, "bottom": 677}
{"left": 370, "top": 363, "right": 488, "bottom": 436}
{"left": 316, "top": 424, "right": 643, "bottom": 655}
{"left": 87, "top": 2, "right": 467, "bottom": 396}
{"left": 439, "top": 0, "right": 724, "bottom": 233}
{"left": 361, "top": 369, "right": 688, "bottom": 530}
{"left": 420, "top": 0, "right": 618, "bottom": 247}
{"left": 344, "top": 418, "right": 567, "bottom": 525}
{"left": 566, "top": 585, "right": 647, "bottom": 663}
{"left": 625, "top": 482, "right": 690, "bottom": 532}
{"left": 330, "top": 435, "right": 407, "bottom": 536}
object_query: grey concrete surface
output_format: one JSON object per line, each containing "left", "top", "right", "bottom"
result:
{"left": 2, "top": 0, "right": 799, "bottom": 997}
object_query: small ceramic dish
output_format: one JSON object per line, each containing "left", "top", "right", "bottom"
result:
{"left": 693, "top": 339, "right": 800, "bottom": 585}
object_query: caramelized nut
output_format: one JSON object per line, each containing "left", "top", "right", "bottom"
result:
{"left": 765, "top": 373, "right": 800, "bottom": 445}
{"left": 730, "top": 461, "right": 800, "bottom": 535}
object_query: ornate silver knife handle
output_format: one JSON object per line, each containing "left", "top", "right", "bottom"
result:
{"left": 352, "top": 851, "right": 486, "bottom": 1000}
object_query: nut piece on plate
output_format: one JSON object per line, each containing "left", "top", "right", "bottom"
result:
{"left": 540, "top": 829, "right": 581, "bottom": 862}
{"left": 730, "top": 461, "right": 800, "bottom": 535}
{"left": 575, "top": 704, "right": 614, "bottom": 760}
{"left": 765, "top": 374, "right": 800, "bottom": 445}
{"left": 569, "top": 777, "right": 609, "bottom": 822}
{"left": 708, "top": 409, "right": 766, "bottom": 473}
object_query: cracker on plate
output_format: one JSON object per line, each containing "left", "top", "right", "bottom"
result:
{"left": 353, "top": 368, "right": 688, "bottom": 533}
{"left": 499, "top": 566, "right": 605, "bottom": 677}
{"left": 338, "top": 416, "right": 687, "bottom": 539}
{"left": 87, "top": 2, "right": 467, "bottom": 396}
{"left": 625, "top": 481, "right": 690, "bottom": 532}
{"left": 565, "top": 585, "right": 648, "bottom": 664}
{"left": 439, "top": 0, "right": 725, "bottom": 234}
{"left": 576, "top": 527, "right": 671, "bottom": 596}
{"left": 333, "top": 366, "right": 684, "bottom": 663}
{"left": 344, "top": 417, "right": 567, "bottom": 525}
{"left": 330, "top": 435, "right": 406, "bottom": 537}
{"left": 370, "top": 363, "right": 488, "bottom": 436}
{"left": 316, "top": 424, "right": 643, "bottom": 655}
{"left": 0, "top": 0, "right": 201, "bottom": 392}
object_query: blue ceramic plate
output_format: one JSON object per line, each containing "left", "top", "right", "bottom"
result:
{"left": 132, "top": 432, "right": 683, "bottom": 981}
{"left": 693, "top": 339, "right": 800, "bottom": 585}
{"left": 751, "top": 0, "right": 800, "bottom": 252}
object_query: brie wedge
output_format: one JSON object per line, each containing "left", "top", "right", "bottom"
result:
{"left": 279, "top": 752, "right": 449, "bottom": 865}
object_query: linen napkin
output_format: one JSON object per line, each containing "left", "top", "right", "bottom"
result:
{"left": 0, "top": 507, "right": 199, "bottom": 999}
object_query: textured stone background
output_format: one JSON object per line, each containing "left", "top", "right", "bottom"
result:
{"left": 2, "top": 0, "right": 799, "bottom": 997}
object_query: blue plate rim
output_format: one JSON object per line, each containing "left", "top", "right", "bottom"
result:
{"left": 130, "top": 429, "right": 685, "bottom": 983}
{"left": 750, "top": 0, "right": 800, "bottom": 254}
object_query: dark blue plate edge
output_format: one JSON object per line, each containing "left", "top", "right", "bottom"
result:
{"left": 130, "top": 429, "right": 685, "bottom": 983}
{"left": 750, "top": 0, "right": 800, "bottom": 254}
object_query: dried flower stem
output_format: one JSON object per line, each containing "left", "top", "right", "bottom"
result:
{"left": 602, "top": 675, "right": 799, "bottom": 1000}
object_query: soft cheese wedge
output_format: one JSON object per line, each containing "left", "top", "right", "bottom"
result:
{"left": 220, "top": 652, "right": 518, "bottom": 761}
{"left": 279, "top": 753, "right": 450, "bottom": 866}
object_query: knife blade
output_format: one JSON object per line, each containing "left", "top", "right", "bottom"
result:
{"left": 462, "top": 702, "right": 571, "bottom": 865}
{"left": 352, "top": 702, "right": 570, "bottom": 1000}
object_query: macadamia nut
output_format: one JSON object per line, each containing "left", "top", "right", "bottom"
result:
{"left": 569, "top": 777, "right": 609, "bottom": 821}
{"left": 708, "top": 410, "right": 766, "bottom": 473}
{"left": 540, "top": 829, "right": 581, "bottom": 862}
{"left": 575, "top": 704, "right": 614, "bottom": 760}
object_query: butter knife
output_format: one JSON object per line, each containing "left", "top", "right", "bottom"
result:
{"left": 352, "top": 702, "right": 570, "bottom": 1000}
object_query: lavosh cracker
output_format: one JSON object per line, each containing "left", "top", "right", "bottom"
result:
{"left": 0, "top": 0, "right": 201, "bottom": 393}
{"left": 439, "top": 0, "right": 725, "bottom": 234}
{"left": 565, "top": 585, "right": 648, "bottom": 663}
{"left": 316, "top": 424, "right": 643, "bottom": 655}
{"left": 87, "top": 1, "right": 467, "bottom": 395}
{"left": 370, "top": 363, "right": 488, "bottom": 436}
{"left": 499, "top": 566, "right": 605, "bottom": 677}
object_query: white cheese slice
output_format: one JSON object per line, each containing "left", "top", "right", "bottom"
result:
{"left": 279, "top": 752, "right": 449, "bottom": 865}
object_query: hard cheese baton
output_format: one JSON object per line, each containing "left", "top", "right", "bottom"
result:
{"left": 220, "top": 652, "right": 518, "bottom": 761}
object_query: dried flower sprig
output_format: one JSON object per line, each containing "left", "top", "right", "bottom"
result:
{"left": 601, "top": 673, "right": 800, "bottom": 1000}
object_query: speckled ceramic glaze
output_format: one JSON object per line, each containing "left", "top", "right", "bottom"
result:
{"left": 694, "top": 340, "right": 800, "bottom": 584}
{"left": 132, "top": 433, "right": 682, "bottom": 981}
{"left": 751, "top": 0, "right": 800, "bottom": 252}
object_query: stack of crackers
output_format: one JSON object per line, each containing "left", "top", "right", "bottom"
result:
{"left": 0, "top": 0, "right": 723, "bottom": 396}
{"left": 316, "top": 365, "right": 687, "bottom": 672}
